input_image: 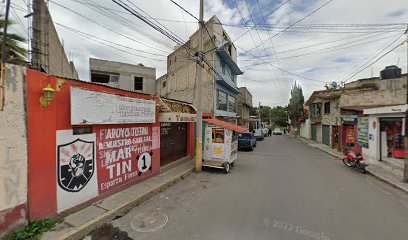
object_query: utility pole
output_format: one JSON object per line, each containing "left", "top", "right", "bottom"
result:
{"left": 1, "top": 0, "right": 11, "bottom": 111}
{"left": 195, "top": 0, "right": 204, "bottom": 172}
{"left": 404, "top": 24, "right": 408, "bottom": 182}
{"left": 258, "top": 102, "right": 261, "bottom": 129}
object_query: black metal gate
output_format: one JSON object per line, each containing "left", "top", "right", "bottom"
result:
{"left": 160, "top": 122, "right": 187, "bottom": 166}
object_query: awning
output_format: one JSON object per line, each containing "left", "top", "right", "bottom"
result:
{"left": 204, "top": 119, "right": 248, "bottom": 133}
{"left": 159, "top": 98, "right": 197, "bottom": 122}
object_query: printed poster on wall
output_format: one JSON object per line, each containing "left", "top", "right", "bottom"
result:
{"left": 358, "top": 116, "right": 369, "bottom": 148}
{"left": 95, "top": 125, "right": 154, "bottom": 194}
{"left": 56, "top": 130, "right": 98, "bottom": 213}
{"left": 71, "top": 87, "right": 156, "bottom": 125}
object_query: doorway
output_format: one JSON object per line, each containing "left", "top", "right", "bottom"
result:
{"left": 332, "top": 126, "right": 340, "bottom": 150}
{"left": 380, "top": 118, "right": 404, "bottom": 160}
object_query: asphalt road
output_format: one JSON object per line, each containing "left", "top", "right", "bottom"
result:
{"left": 88, "top": 135, "right": 408, "bottom": 240}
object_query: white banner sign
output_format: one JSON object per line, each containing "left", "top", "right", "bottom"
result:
{"left": 71, "top": 87, "right": 156, "bottom": 125}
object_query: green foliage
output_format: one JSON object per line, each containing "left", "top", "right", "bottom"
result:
{"left": 2, "top": 216, "right": 64, "bottom": 240}
{"left": 251, "top": 105, "right": 288, "bottom": 127}
{"left": 249, "top": 107, "right": 258, "bottom": 116}
{"left": 288, "top": 82, "right": 304, "bottom": 131}
{"left": 0, "top": 16, "right": 27, "bottom": 65}
{"left": 270, "top": 107, "right": 288, "bottom": 127}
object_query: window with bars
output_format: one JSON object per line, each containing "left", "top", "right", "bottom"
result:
{"left": 228, "top": 96, "right": 236, "bottom": 113}
{"left": 217, "top": 90, "right": 227, "bottom": 111}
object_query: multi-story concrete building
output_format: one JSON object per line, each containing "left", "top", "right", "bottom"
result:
{"left": 156, "top": 15, "right": 242, "bottom": 123}
{"left": 90, "top": 58, "right": 156, "bottom": 95}
{"left": 32, "top": 0, "right": 78, "bottom": 79}
{"left": 237, "top": 87, "right": 253, "bottom": 128}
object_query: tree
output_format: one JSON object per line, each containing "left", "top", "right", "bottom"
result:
{"left": 0, "top": 16, "right": 27, "bottom": 64}
{"left": 249, "top": 107, "right": 258, "bottom": 116}
{"left": 287, "top": 82, "right": 304, "bottom": 135}
{"left": 270, "top": 106, "right": 288, "bottom": 128}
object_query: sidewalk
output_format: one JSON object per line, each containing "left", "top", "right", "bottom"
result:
{"left": 40, "top": 160, "right": 195, "bottom": 240}
{"left": 297, "top": 136, "right": 408, "bottom": 195}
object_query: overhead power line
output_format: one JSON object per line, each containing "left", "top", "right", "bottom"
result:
{"left": 343, "top": 40, "right": 406, "bottom": 83}
{"left": 243, "top": 0, "right": 335, "bottom": 54}
{"left": 232, "top": 0, "right": 290, "bottom": 42}
{"left": 340, "top": 32, "right": 405, "bottom": 82}
{"left": 55, "top": 22, "right": 168, "bottom": 60}
{"left": 50, "top": 0, "right": 171, "bottom": 54}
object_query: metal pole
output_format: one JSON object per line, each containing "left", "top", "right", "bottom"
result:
{"left": 1, "top": 0, "right": 12, "bottom": 111}
{"left": 195, "top": 0, "right": 204, "bottom": 172}
{"left": 404, "top": 25, "right": 408, "bottom": 182}
{"left": 258, "top": 102, "right": 261, "bottom": 129}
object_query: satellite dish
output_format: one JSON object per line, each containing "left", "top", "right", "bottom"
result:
{"left": 331, "top": 81, "right": 337, "bottom": 89}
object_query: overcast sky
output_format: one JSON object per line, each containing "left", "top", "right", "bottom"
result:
{"left": 3, "top": 0, "right": 408, "bottom": 107}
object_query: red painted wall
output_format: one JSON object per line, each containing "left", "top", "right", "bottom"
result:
{"left": 0, "top": 204, "right": 26, "bottom": 236}
{"left": 26, "top": 70, "right": 160, "bottom": 220}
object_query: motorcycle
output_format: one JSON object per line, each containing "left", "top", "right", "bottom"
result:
{"left": 342, "top": 149, "right": 368, "bottom": 174}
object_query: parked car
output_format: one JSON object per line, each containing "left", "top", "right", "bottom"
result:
{"left": 273, "top": 128, "right": 283, "bottom": 135}
{"left": 238, "top": 132, "right": 256, "bottom": 151}
{"left": 262, "top": 128, "right": 269, "bottom": 137}
{"left": 253, "top": 129, "right": 264, "bottom": 141}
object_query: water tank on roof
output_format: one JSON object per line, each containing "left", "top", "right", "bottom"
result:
{"left": 380, "top": 65, "right": 402, "bottom": 80}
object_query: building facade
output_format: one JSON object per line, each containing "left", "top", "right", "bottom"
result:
{"left": 237, "top": 87, "right": 253, "bottom": 128}
{"left": 305, "top": 89, "right": 342, "bottom": 149}
{"left": 32, "top": 0, "right": 78, "bottom": 79}
{"left": 339, "top": 74, "right": 406, "bottom": 155}
{"left": 156, "top": 15, "right": 242, "bottom": 123}
{"left": 90, "top": 58, "right": 156, "bottom": 95}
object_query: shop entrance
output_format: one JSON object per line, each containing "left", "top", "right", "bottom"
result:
{"left": 160, "top": 122, "right": 187, "bottom": 166}
{"left": 343, "top": 124, "right": 355, "bottom": 149}
{"left": 380, "top": 118, "right": 405, "bottom": 160}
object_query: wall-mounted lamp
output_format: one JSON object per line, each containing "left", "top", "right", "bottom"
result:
{"left": 39, "top": 84, "right": 56, "bottom": 107}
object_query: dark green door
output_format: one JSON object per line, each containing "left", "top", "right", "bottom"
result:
{"left": 311, "top": 124, "right": 317, "bottom": 141}
{"left": 322, "top": 125, "right": 330, "bottom": 146}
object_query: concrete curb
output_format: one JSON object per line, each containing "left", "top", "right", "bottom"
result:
{"left": 43, "top": 166, "right": 194, "bottom": 240}
{"left": 364, "top": 168, "right": 408, "bottom": 195}
{"left": 294, "top": 137, "right": 408, "bottom": 195}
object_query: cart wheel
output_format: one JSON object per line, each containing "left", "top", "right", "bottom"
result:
{"left": 223, "top": 162, "right": 230, "bottom": 174}
{"left": 230, "top": 162, "right": 235, "bottom": 168}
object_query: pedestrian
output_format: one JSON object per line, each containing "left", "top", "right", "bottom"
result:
{"left": 268, "top": 128, "right": 272, "bottom": 137}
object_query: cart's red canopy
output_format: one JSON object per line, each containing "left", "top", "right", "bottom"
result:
{"left": 203, "top": 119, "right": 248, "bottom": 133}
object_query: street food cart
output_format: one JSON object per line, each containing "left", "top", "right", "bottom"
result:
{"left": 202, "top": 119, "right": 248, "bottom": 173}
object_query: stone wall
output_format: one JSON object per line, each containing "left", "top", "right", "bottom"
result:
{"left": 340, "top": 77, "right": 406, "bottom": 107}
{"left": 321, "top": 98, "right": 341, "bottom": 126}
{"left": 0, "top": 64, "right": 28, "bottom": 235}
